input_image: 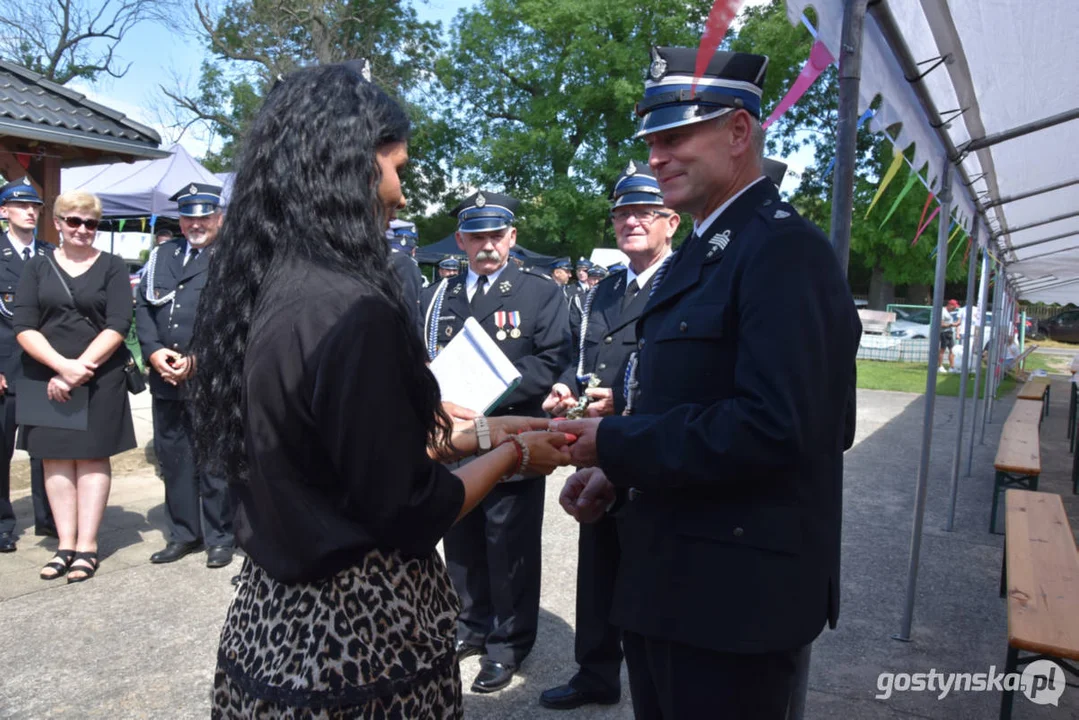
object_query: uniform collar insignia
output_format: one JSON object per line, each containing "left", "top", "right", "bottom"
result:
{"left": 451, "top": 282, "right": 463, "bottom": 295}
{"left": 174, "top": 247, "right": 181, "bottom": 256}
{"left": 499, "top": 280, "right": 512, "bottom": 293}
{"left": 706, "top": 229, "right": 732, "bottom": 258}
{"left": 1, "top": 248, "right": 10, "bottom": 256}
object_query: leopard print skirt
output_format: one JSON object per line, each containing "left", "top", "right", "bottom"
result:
{"left": 212, "top": 549, "right": 463, "bottom": 719}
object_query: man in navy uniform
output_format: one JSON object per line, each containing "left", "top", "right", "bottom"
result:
{"left": 554, "top": 47, "right": 861, "bottom": 718}
{"left": 437, "top": 256, "right": 461, "bottom": 280}
{"left": 137, "top": 183, "right": 233, "bottom": 568}
{"left": 387, "top": 227, "right": 424, "bottom": 340}
{"left": 540, "top": 160, "right": 680, "bottom": 710}
{"left": 422, "top": 191, "right": 570, "bottom": 693}
{"left": 0, "top": 178, "right": 54, "bottom": 551}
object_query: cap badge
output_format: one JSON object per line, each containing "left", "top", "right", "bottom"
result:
{"left": 649, "top": 48, "right": 667, "bottom": 80}
{"left": 188, "top": 184, "right": 198, "bottom": 195}
{"left": 360, "top": 59, "right": 372, "bottom": 82}
{"left": 475, "top": 193, "right": 486, "bottom": 208}
{"left": 624, "top": 161, "right": 636, "bottom": 176}
{"left": 19, "top": 176, "right": 30, "bottom": 185}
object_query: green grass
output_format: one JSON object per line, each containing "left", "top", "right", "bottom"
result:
{"left": 856, "top": 359, "right": 1016, "bottom": 398}
{"left": 1018, "top": 351, "right": 1071, "bottom": 376}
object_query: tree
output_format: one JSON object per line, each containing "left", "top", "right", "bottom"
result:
{"left": 435, "top": 0, "right": 721, "bottom": 257}
{"left": 0, "top": 0, "right": 163, "bottom": 84}
{"left": 166, "top": 0, "right": 447, "bottom": 201}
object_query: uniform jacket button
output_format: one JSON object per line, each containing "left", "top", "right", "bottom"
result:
{"left": 174, "top": 304, "right": 180, "bottom": 309}
{"left": 597, "top": 363, "right": 606, "bottom": 371}
{"left": 679, "top": 321, "right": 688, "bottom": 332}
{"left": 733, "top": 527, "right": 744, "bottom": 537}
{"left": 178, "top": 284, "right": 184, "bottom": 289}
{"left": 604, "top": 336, "right": 613, "bottom": 344}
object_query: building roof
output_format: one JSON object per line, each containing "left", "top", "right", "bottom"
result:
{"left": 0, "top": 60, "right": 166, "bottom": 165}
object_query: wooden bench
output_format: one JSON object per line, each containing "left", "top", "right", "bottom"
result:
{"left": 1017, "top": 377, "right": 1051, "bottom": 418}
{"left": 990, "top": 400, "right": 1043, "bottom": 534}
{"left": 998, "top": 490, "right": 1079, "bottom": 719}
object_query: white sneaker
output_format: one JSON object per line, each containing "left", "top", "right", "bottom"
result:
{"left": 948, "top": 366, "right": 960, "bottom": 374}
{"left": 938, "top": 365, "right": 948, "bottom": 374}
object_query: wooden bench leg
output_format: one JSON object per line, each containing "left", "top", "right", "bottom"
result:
{"left": 999, "top": 646, "right": 1019, "bottom": 720}
{"left": 1070, "top": 383, "right": 1077, "bottom": 451}
{"left": 1074, "top": 441, "right": 1079, "bottom": 494}
{"left": 991, "top": 473, "right": 1039, "bottom": 534}
{"left": 999, "top": 535, "right": 1007, "bottom": 598}
{"left": 1045, "top": 387, "right": 1050, "bottom": 417}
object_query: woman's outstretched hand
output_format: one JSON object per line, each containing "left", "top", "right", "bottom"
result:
{"left": 517, "top": 431, "right": 574, "bottom": 476}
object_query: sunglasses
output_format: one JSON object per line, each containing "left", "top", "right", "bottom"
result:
{"left": 58, "top": 216, "right": 100, "bottom": 231}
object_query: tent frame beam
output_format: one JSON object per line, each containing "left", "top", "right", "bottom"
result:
{"left": 983, "top": 178, "right": 1079, "bottom": 209}
{"left": 995, "top": 210, "right": 1079, "bottom": 239}
{"left": 960, "top": 108, "right": 1079, "bottom": 154}
{"left": 1008, "top": 230, "right": 1079, "bottom": 253}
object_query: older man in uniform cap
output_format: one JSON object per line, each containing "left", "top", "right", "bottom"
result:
{"left": 0, "top": 178, "right": 54, "bottom": 551}
{"left": 137, "top": 183, "right": 234, "bottom": 568}
{"left": 540, "top": 159, "right": 680, "bottom": 710}
{"left": 422, "top": 190, "right": 570, "bottom": 693}
{"left": 553, "top": 47, "right": 861, "bottom": 718}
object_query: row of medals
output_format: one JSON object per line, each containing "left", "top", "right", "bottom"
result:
{"left": 496, "top": 327, "right": 521, "bottom": 341}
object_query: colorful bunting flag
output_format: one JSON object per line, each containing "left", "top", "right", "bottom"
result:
{"left": 865, "top": 148, "right": 906, "bottom": 219}
{"left": 118, "top": 219, "right": 126, "bottom": 232}
{"left": 878, "top": 170, "right": 921, "bottom": 229}
{"left": 693, "top": 0, "right": 746, "bottom": 94}
{"left": 762, "top": 40, "right": 834, "bottom": 130}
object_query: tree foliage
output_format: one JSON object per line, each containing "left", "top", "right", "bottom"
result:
{"left": 0, "top": 0, "right": 163, "bottom": 84}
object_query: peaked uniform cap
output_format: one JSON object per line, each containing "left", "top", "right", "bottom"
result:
{"left": 0, "top": 177, "right": 43, "bottom": 205}
{"left": 636, "top": 46, "right": 769, "bottom": 138}
{"left": 169, "top": 182, "right": 223, "bottom": 217}
{"left": 451, "top": 191, "right": 520, "bottom": 233}
{"left": 611, "top": 160, "right": 665, "bottom": 208}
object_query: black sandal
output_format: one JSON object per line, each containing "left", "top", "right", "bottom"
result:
{"left": 40, "top": 549, "right": 76, "bottom": 580}
{"left": 66, "top": 551, "right": 99, "bottom": 584}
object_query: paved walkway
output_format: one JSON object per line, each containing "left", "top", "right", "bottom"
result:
{"left": 1, "top": 383, "right": 1078, "bottom": 718}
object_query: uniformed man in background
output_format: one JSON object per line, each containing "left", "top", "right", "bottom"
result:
{"left": 422, "top": 190, "right": 570, "bottom": 693}
{"left": 554, "top": 46, "right": 860, "bottom": 718}
{"left": 137, "top": 183, "right": 234, "bottom": 568}
{"left": 387, "top": 226, "right": 424, "bottom": 340}
{"left": 540, "top": 160, "right": 679, "bottom": 710}
{"left": 574, "top": 257, "right": 592, "bottom": 288}
{"left": 437, "top": 256, "right": 461, "bottom": 280}
{"left": 0, "top": 178, "right": 53, "bottom": 551}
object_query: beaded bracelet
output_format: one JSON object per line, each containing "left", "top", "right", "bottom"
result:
{"left": 501, "top": 434, "right": 530, "bottom": 481}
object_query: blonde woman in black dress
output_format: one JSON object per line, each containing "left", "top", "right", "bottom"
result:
{"left": 15, "top": 190, "right": 136, "bottom": 583}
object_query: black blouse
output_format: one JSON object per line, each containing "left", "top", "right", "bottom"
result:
{"left": 13, "top": 252, "right": 132, "bottom": 377}
{"left": 236, "top": 262, "right": 465, "bottom": 583}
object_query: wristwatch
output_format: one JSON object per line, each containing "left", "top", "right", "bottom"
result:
{"left": 474, "top": 416, "right": 492, "bottom": 454}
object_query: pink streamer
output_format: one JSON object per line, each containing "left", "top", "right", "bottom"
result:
{"left": 911, "top": 206, "right": 941, "bottom": 247}
{"left": 761, "top": 40, "right": 834, "bottom": 129}
{"left": 693, "top": 0, "right": 746, "bottom": 94}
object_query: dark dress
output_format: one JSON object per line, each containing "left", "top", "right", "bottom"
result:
{"left": 12, "top": 252, "right": 136, "bottom": 459}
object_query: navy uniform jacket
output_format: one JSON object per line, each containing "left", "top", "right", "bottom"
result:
{"left": 135, "top": 238, "right": 212, "bottom": 399}
{"left": 560, "top": 269, "right": 655, "bottom": 416}
{"left": 389, "top": 247, "right": 424, "bottom": 342}
{"left": 0, "top": 240, "right": 53, "bottom": 392}
{"left": 596, "top": 179, "right": 862, "bottom": 655}
{"left": 425, "top": 262, "right": 570, "bottom": 423}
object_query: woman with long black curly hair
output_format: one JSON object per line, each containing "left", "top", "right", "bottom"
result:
{"left": 189, "top": 61, "right": 572, "bottom": 718}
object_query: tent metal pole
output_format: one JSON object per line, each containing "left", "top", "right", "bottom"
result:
{"left": 946, "top": 217, "right": 980, "bottom": 530}
{"left": 1006, "top": 230, "right": 1079, "bottom": 253}
{"left": 982, "top": 178, "right": 1079, "bottom": 209}
{"left": 1014, "top": 277, "right": 1079, "bottom": 294}
{"left": 962, "top": 108, "right": 1079, "bottom": 153}
{"left": 896, "top": 161, "right": 952, "bottom": 642}
{"left": 967, "top": 248, "right": 990, "bottom": 472}
{"left": 981, "top": 261, "right": 1003, "bottom": 442}
{"left": 789, "top": 1, "right": 868, "bottom": 715}
{"left": 996, "top": 210, "right": 1079, "bottom": 239}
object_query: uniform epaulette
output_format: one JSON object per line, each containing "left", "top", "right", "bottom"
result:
{"left": 757, "top": 201, "right": 799, "bottom": 226}
{"left": 522, "top": 266, "right": 554, "bottom": 282}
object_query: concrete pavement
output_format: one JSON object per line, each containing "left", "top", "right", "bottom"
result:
{"left": 2, "top": 382, "right": 1078, "bottom": 718}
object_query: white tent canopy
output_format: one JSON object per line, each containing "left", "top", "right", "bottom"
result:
{"left": 62, "top": 144, "right": 220, "bottom": 219}
{"left": 786, "top": 0, "right": 1079, "bottom": 305}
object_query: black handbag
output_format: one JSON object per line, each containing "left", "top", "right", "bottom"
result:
{"left": 46, "top": 254, "right": 147, "bottom": 395}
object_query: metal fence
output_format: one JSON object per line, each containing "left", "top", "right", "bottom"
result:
{"left": 857, "top": 335, "right": 931, "bottom": 363}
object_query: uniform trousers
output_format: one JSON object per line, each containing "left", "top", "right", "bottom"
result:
{"left": 443, "top": 476, "right": 544, "bottom": 667}
{"left": 152, "top": 395, "right": 232, "bottom": 546}
{"left": 572, "top": 512, "right": 623, "bottom": 691}
{"left": 622, "top": 630, "right": 801, "bottom": 720}
{"left": 0, "top": 391, "right": 50, "bottom": 534}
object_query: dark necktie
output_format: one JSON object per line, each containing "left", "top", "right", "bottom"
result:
{"left": 187, "top": 248, "right": 200, "bottom": 266}
{"left": 621, "top": 278, "right": 640, "bottom": 311}
{"left": 22, "top": 247, "right": 30, "bottom": 262}
{"left": 471, "top": 275, "right": 487, "bottom": 310}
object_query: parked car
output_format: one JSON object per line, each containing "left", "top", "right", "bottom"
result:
{"left": 888, "top": 307, "right": 935, "bottom": 339}
{"left": 1039, "top": 310, "right": 1079, "bottom": 344}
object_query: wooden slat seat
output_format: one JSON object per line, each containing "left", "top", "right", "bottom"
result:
{"left": 998, "top": 490, "right": 1079, "bottom": 718}
{"left": 989, "top": 400, "right": 1043, "bottom": 534}
{"left": 1018, "top": 377, "right": 1051, "bottom": 418}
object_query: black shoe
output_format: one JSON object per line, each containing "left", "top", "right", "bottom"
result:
{"left": 0, "top": 531, "right": 15, "bottom": 552}
{"left": 455, "top": 640, "right": 484, "bottom": 662}
{"left": 471, "top": 659, "right": 515, "bottom": 693}
{"left": 34, "top": 525, "right": 58, "bottom": 539}
{"left": 539, "top": 681, "right": 620, "bottom": 709}
{"left": 150, "top": 541, "right": 202, "bottom": 564}
{"left": 206, "top": 546, "right": 234, "bottom": 568}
